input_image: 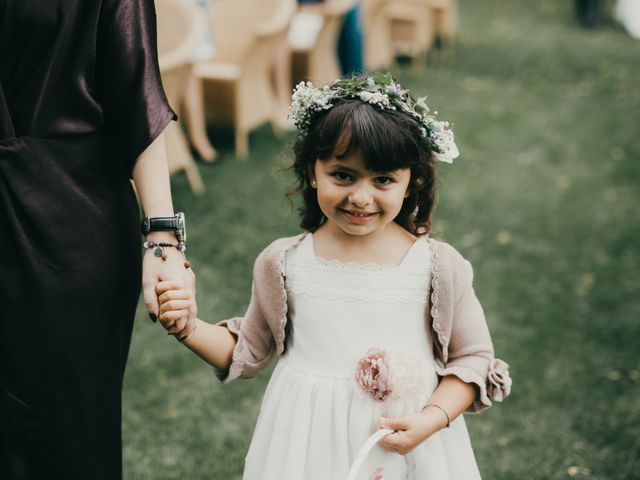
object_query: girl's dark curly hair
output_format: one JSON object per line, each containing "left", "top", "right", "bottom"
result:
{"left": 290, "top": 99, "right": 437, "bottom": 235}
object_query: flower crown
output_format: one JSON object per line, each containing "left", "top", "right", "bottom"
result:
{"left": 288, "top": 72, "right": 459, "bottom": 163}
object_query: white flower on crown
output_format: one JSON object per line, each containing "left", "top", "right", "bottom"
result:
{"left": 358, "top": 90, "right": 393, "bottom": 109}
{"left": 289, "top": 81, "right": 335, "bottom": 131}
{"left": 288, "top": 75, "right": 460, "bottom": 163}
{"left": 427, "top": 118, "right": 459, "bottom": 163}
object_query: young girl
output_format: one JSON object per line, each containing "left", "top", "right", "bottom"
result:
{"left": 157, "top": 73, "right": 512, "bottom": 480}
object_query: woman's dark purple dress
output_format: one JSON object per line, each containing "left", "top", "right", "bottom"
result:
{"left": 0, "top": 1, "right": 175, "bottom": 478}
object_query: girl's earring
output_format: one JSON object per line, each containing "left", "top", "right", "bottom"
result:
{"left": 311, "top": 179, "right": 317, "bottom": 188}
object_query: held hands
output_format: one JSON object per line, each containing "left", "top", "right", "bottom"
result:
{"left": 156, "top": 280, "right": 198, "bottom": 340}
{"left": 376, "top": 409, "right": 447, "bottom": 455}
{"left": 142, "top": 240, "right": 197, "bottom": 339}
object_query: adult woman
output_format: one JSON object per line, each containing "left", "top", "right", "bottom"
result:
{"left": 0, "top": 0, "right": 194, "bottom": 478}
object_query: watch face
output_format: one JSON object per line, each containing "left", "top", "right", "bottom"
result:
{"left": 177, "top": 212, "right": 186, "bottom": 242}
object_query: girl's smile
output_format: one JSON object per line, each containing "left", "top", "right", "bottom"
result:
{"left": 312, "top": 151, "right": 411, "bottom": 240}
{"left": 340, "top": 208, "right": 379, "bottom": 224}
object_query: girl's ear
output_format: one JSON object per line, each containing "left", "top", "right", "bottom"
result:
{"left": 307, "top": 162, "right": 318, "bottom": 188}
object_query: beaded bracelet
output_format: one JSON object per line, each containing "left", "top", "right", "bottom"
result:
{"left": 423, "top": 403, "right": 451, "bottom": 428}
{"left": 143, "top": 240, "right": 187, "bottom": 262}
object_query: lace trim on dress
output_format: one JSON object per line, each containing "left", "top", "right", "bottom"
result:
{"left": 286, "top": 263, "right": 429, "bottom": 303}
{"left": 314, "top": 256, "right": 413, "bottom": 272}
{"left": 285, "top": 237, "right": 432, "bottom": 304}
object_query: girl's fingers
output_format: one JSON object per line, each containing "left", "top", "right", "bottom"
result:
{"left": 166, "top": 313, "right": 188, "bottom": 334}
{"left": 378, "top": 433, "right": 408, "bottom": 455}
{"left": 378, "top": 433, "right": 399, "bottom": 450}
{"left": 159, "top": 310, "right": 183, "bottom": 327}
{"left": 156, "top": 280, "right": 185, "bottom": 295}
{"left": 377, "top": 416, "right": 407, "bottom": 432}
{"left": 159, "top": 299, "right": 192, "bottom": 314}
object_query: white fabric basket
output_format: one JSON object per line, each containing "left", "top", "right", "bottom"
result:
{"left": 346, "top": 428, "right": 394, "bottom": 480}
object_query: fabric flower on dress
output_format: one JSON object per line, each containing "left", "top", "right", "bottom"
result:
{"left": 355, "top": 348, "right": 427, "bottom": 401}
{"left": 355, "top": 349, "right": 392, "bottom": 401}
{"left": 487, "top": 358, "right": 512, "bottom": 402}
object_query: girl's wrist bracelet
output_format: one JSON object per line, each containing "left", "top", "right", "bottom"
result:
{"left": 423, "top": 403, "right": 451, "bottom": 428}
{"left": 143, "top": 240, "right": 186, "bottom": 262}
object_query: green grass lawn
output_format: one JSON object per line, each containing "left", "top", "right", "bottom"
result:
{"left": 123, "top": 0, "right": 640, "bottom": 478}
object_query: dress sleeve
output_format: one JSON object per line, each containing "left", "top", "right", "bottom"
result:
{"left": 96, "top": 0, "right": 177, "bottom": 175}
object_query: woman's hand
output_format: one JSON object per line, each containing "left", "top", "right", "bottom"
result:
{"left": 376, "top": 410, "right": 444, "bottom": 455}
{"left": 142, "top": 236, "right": 196, "bottom": 338}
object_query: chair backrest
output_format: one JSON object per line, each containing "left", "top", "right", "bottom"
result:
{"left": 301, "top": 0, "right": 355, "bottom": 84}
{"left": 156, "top": 0, "right": 206, "bottom": 110}
{"left": 212, "top": 0, "right": 295, "bottom": 64}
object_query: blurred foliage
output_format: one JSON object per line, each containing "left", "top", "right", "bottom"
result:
{"left": 123, "top": 0, "right": 640, "bottom": 478}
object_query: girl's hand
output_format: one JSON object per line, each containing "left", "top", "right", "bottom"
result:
{"left": 376, "top": 412, "right": 442, "bottom": 455}
{"left": 156, "top": 279, "right": 196, "bottom": 339}
{"left": 143, "top": 243, "right": 197, "bottom": 324}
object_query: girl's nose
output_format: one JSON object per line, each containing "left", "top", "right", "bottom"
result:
{"left": 348, "top": 184, "right": 372, "bottom": 208}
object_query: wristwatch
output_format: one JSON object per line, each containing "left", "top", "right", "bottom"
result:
{"left": 141, "top": 212, "right": 186, "bottom": 242}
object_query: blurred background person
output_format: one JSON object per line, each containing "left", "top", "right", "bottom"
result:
{"left": 575, "top": 0, "right": 601, "bottom": 28}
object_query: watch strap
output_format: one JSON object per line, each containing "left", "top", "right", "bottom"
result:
{"left": 141, "top": 214, "right": 182, "bottom": 236}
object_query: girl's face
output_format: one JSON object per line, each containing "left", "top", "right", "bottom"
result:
{"left": 311, "top": 151, "right": 411, "bottom": 239}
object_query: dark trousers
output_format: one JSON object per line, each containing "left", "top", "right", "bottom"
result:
{"left": 576, "top": 0, "right": 601, "bottom": 28}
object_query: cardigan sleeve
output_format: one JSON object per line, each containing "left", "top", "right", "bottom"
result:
{"left": 213, "top": 281, "right": 277, "bottom": 383}
{"left": 213, "top": 242, "right": 289, "bottom": 383}
{"left": 433, "top": 255, "right": 512, "bottom": 413}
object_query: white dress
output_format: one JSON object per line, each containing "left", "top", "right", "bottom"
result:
{"left": 243, "top": 234, "right": 482, "bottom": 480}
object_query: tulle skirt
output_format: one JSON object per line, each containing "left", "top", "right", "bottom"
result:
{"left": 242, "top": 359, "right": 482, "bottom": 480}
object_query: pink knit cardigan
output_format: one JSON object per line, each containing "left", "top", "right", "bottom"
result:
{"left": 216, "top": 234, "right": 512, "bottom": 412}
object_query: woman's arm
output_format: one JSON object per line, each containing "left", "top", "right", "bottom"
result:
{"left": 133, "top": 130, "right": 196, "bottom": 334}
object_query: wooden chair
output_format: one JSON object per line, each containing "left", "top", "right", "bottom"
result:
{"left": 392, "top": 0, "right": 434, "bottom": 59}
{"left": 362, "top": 0, "right": 395, "bottom": 70}
{"left": 363, "top": 0, "right": 434, "bottom": 70}
{"left": 290, "top": 0, "right": 356, "bottom": 86}
{"left": 195, "top": 0, "right": 296, "bottom": 159}
{"left": 156, "top": 0, "right": 205, "bottom": 194}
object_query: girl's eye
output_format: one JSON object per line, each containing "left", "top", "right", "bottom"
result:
{"left": 332, "top": 171, "right": 353, "bottom": 182}
{"left": 375, "top": 176, "right": 394, "bottom": 185}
